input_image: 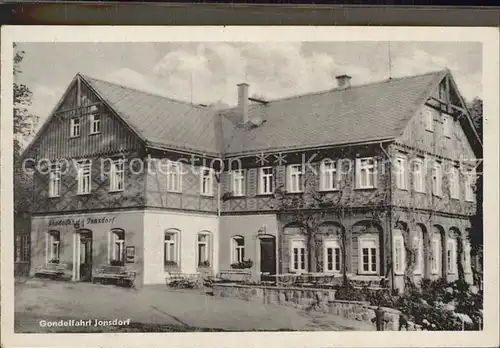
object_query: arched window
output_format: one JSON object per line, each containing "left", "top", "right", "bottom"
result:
{"left": 46, "top": 231, "right": 60, "bottom": 263}
{"left": 197, "top": 231, "right": 212, "bottom": 268}
{"left": 231, "top": 235, "right": 245, "bottom": 264}
{"left": 110, "top": 229, "right": 125, "bottom": 266}
{"left": 164, "top": 229, "right": 180, "bottom": 267}
{"left": 431, "top": 226, "right": 444, "bottom": 275}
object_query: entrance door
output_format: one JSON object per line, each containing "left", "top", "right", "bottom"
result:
{"left": 79, "top": 233, "right": 93, "bottom": 282}
{"left": 260, "top": 237, "right": 276, "bottom": 278}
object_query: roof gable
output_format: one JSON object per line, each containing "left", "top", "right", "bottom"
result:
{"left": 81, "top": 75, "right": 222, "bottom": 156}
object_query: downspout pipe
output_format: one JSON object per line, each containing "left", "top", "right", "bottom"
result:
{"left": 380, "top": 141, "right": 395, "bottom": 291}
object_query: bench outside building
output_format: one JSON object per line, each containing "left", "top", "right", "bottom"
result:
{"left": 92, "top": 265, "right": 137, "bottom": 288}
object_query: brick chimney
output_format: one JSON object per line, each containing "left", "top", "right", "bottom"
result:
{"left": 335, "top": 74, "right": 352, "bottom": 89}
{"left": 237, "top": 83, "right": 249, "bottom": 124}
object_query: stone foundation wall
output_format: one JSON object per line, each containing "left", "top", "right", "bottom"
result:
{"left": 213, "top": 283, "right": 401, "bottom": 331}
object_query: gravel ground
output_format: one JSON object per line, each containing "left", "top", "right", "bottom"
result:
{"left": 14, "top": 279, "right": 374, "bottom": 333}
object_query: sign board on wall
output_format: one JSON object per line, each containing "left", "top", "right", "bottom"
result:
{"left": 126, "top": 246, "right": 135, "bottom": 263}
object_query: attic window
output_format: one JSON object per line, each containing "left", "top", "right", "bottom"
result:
{"left": 70, "top": 118, "right": 81, "bottom": 137}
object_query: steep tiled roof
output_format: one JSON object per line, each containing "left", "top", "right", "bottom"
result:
{"left": 221, "top": 70, "right": 448, "bottom": 155}
{"left": 82, "top": 75, "right": 222, "bottom": 155}
{"left": 81, "top": 70, "right": 448, "bottom": 156}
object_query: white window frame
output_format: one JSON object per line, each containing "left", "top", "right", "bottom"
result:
{"left": 425, "top": 109, "right": 434, "bottom": 132}
{"left": 447, "top": 238, "right": 457, "bottom": 274}
{"left": 231, "top": 236, "right": 245, "bottom": 264}
{"left": 287, "top": 164, "right": 304, "bottom": 193}
{"left": 49, "top": 165, "right": 61, "bottom": 197}
{"left": 231, "top": 170, "right": 246, "bottom": 196}
{"left": 320, "top": 159, "right": 339, "bottom": 191}
{"left": 432, "top": 162, "right": 442, "bottom": 197}
{"left": 393, "top": 234, "right": 405, "bottom": 275}
{"left": 412, "top": 234, "right": 424, "bottom": 275}
{"left": 323, "top": 238, "right": 341, "bottom": 273}
{"left": 46, "top": 231, "right": 60, "bottom": 262}
{"left": 70, "top": 117, "right": 81, "bottom": 137}
{"left": 110, "top": 230, "right": 125, "bottom": 265}
{"left": 430, "top": 235, "right": 441, "bottom": 275}
{"left": 258, "top": 167, "right": 274, "bottom": 195}
{"left": 395, "top": 155, "right": 408, "bottom": 190}
{"left": 449, "top": 166, "right": 460, "bottom": 199}
{"left": 164, "top": 230, "right": 180, "bottom": 266}
{"left": 356, "top": 157, "right": 377, "bottom": 189}
{"left": 197, "top": 232, "right": 211, "bottom": 267}
{"left": 200, "top": 167, "right": 214, "bottom": 196}
{"left": 290, "top": 239, "right": 307, "bottom": 273}
{"left": 109, "top": 158, "right": 124, "bottom": 192}
{"left": 413, "top": 158, "right": 425, "bottom": 193}
{"left": 465, "top": 169, "right": 476, "bottom": 202}
{"left": 77, "top": 160, "right": 91, "bottom": 195}
{"left": 166, "top": 161, "right": 182, "bottom": 193}
{"left": 90, "top": 113, "right": 101, "bottom": 134}
{"left": 358, "top": 236, "right": 379, "bottom": 275}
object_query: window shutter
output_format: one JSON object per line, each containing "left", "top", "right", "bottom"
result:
{"left": 355, "top": 159, "right": 361, "bottom": 189}
{"left": 372, "top": 159, "right": 378, "bottom": 188}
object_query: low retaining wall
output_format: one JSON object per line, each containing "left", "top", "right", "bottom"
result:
{"left": 213, "top": 283, "right": 401, "bottom": 331}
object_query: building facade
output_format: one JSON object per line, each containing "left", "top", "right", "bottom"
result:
{"left": 21, "top": 70, "right": 481, "bottom": 291}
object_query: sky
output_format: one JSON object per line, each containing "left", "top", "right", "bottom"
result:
{"left": 15, "top": 41, "right": 482, "bottom": 125}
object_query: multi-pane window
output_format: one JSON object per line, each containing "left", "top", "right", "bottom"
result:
{"left": 393, "top": 234, "right": 405, "bottom": 275}
{"left": 320, "top": 160, "right": 338, "bottom": 191}
{"left": 167, "top": 161, "right": 182, "bottom": 193}
{"left": 70, "top": 117, "right": 81, "bottom": 137}
{"left": 395, "top": 155, "right": 407, "bottom": 190}
{"left": 49, "top": 165, "right": 61, "bottom": 197}
{"left": 447, "top": 238, "right": 457, "bottom": 274}
{"left": 432, "top": 162, "right": 442, "bottom": 196}
{"left": 425, "top": 109, "right": 434, "bottom": 131}
{"left": 359, "top": 238, "right": 378, "bottom": 274}
{"left": 111, "top": 230, "right": 125, "bottom": 266}
{"left": 90, "top": 114, "right": 101, "bottom": 134}
{"left": 323, "top": 239, "right": 341, "bottom": 272}
{"left": 259, "top": 167, "right": 274, "bottom": 194}
{"left": 164, "top": 230, "right": 179, "bottom": 266}
{"left": 413, "top": 158, "right": 425, "bottom": 193}
{"left": 290, "top": 239, "right": 306, "bottom": 272}
{"left": 15, "top": 235, "right": 30, "bottom": 262}
{"left": 465, "top": 169, "right": 476, "bottom": 202}
{"left": 413, "top": 232, "right": 424, "bottom": 275}
{"left": 77, "top": 160, "right": 91, "bottom": 194}
{"left": 231, "top": 170, "right": 246, "bottom": 196}
{"left": 430, "top": 236, "right": 441, "bottom": 274}
{"left": 231, "top": 236, "right": 245, "bottom": 263}
{"left": 443, "top": 115, "right": 452, "bottom": 138}
{"left": 197, "top": 232, "right": 211, "bottom": 267}
{"left": 200, "top": 167, "right": 214, "bottom": 196}
{"left": 287, "top": 164, "right": 303, "bottom": 193}
{"left": 449, "top": 166, "right": 460, "bottom": 199}
{"left": 110, "top": 158, "right": 124, "bottom": 192}
{"left": 356, "top": 157, "right": 377, "bottom": 189}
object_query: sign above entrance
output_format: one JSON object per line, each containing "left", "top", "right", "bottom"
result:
{"left": 48, "top": 216, "right": 117, "bottom": 229}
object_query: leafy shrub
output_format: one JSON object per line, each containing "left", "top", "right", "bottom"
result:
{"left": 164, "top": 260, "right": 178, "bottom": 267}
{"left": 230, "top": 259, "right": 253, "bottom": 269}
{"left": 198, "top": 260, "right": 210, "bottom": 268}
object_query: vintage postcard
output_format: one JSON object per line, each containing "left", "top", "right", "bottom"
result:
{"left": 1, "top": 26, "right": 499, "bottom": 348}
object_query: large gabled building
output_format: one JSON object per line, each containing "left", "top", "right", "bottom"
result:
{"left": 21, "top": 69, "right": 482, "bottom": 291}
